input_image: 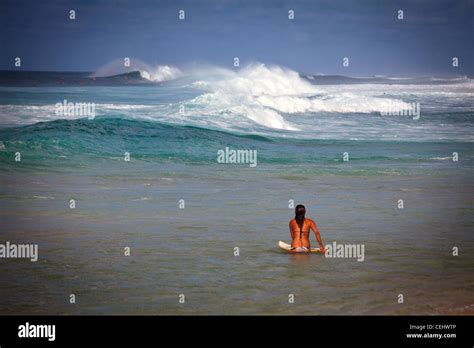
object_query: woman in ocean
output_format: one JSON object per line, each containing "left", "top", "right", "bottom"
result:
{"left": 289, "top": 204, "right": 325, "bottom": 253}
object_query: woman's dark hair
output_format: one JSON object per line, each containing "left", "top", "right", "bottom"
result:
{"left": 295, "top": 204, "right": 306, "bottom": 235}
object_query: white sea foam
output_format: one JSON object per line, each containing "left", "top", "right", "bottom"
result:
{"left": 139, "top": 65, "right": 182, "bottom": 82}
{"left": 182, "top": 64, "right": 417, "bottom": 129}
{"left": 1, "top": 63, "right": 472, "bottom": 141}
{"left": 430, "top": 157, "right": 452, "bottom": 161}
{"left": 0, "top": 104, "right": 156, "bottom": 124}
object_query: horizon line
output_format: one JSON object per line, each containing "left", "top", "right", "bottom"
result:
{"left": 0, "top": 69, "right": 472, "bottom": 80}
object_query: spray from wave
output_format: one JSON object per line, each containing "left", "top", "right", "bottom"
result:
{"left": 92, "top": 58, "right": 182, "bottom": 82}
{"left": 139, "top": 66, "right": 182, "bottom": 82}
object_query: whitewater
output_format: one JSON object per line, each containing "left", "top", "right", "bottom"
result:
{"left": 0, "top": 63, "right": 472, "bottom": 141}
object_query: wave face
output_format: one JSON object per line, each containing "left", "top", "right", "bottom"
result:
{"left": 1, "top": 118, "right": 472, "bottom": 175}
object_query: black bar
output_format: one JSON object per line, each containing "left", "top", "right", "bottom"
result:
{"left": 0, "top": 315, "right": 472, "bottom": 346}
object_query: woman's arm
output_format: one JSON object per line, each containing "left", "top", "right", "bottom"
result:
{"left": 310, "top": 220, "right": 325, "bottom": 251}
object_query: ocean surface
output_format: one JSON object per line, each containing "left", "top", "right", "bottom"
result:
{"left": 0, "top": 65, "right": 473, "bottom": 314}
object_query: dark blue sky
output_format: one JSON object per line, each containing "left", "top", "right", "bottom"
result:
{"left": 1, "top": 0, "right": 472, "bottom": 76}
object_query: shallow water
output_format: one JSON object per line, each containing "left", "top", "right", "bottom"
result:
{"left": 0, "top": 166, "right": 472, "bottom": 315}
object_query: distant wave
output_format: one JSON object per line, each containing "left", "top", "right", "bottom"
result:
{"left": 91, "top": 58, "right": 182, "bottom": 83}
{"left": 0, "top": 63, "right": 420, "bottom": 130}
{"left": 302, "top": 74, "right": 473, "bottom": 85}
{"left": 0, "top": 62, "right": 472, "bottom": 139}
{"left": 429, "top": 76, "right": 470, "bottom": 82}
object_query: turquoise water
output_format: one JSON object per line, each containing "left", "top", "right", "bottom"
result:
{"left": 0, "top": 69, "right": 473, "bottom": 314}
{"left": 0, "top": 117, "right": 472, "bottom": 172}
